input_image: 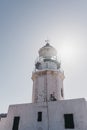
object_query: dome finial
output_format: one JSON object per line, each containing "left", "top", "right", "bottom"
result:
{"left": 45, "top": 39, "right": 50, "bottom": 46}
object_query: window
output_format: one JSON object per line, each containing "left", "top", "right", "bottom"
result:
{"left": 37, "top": 112, "right": 42, "bottom": 122}
{"left": 12, "top": 116, "right": 20, "bottom": 130}
{"left": 64, "top": 114, "right": 74, "bottom": 129}
{"left": 61, "top": 88, "right": 63, "bottom": 97}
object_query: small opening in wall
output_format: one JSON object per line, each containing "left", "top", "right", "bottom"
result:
{"left": 61, "top": 88, "right": 63, "bottom": 97}
{"left": 37, "top": 112, "right": 42, "bottom": 122}
{"left": 64, "top": 114, "right": 74, "bottom": 129}
{"left": 12, "top": 116, "right": 20, "bottom": 130}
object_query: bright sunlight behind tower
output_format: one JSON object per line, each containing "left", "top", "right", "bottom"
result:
{"left": 58, "top": 42, "right": 77, "bottom": 65}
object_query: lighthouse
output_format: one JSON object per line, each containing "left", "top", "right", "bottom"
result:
{"left": 0, "top": 42, "right": 87, "bottom": 130}
{"left": 32, "top": 42, "right": 64, "bottom": 103}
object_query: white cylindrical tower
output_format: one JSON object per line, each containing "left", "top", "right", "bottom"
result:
{"left": 32, "top": 42, "right": 65, "bottom": 103}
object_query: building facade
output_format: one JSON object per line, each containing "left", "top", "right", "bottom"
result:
{"left": 0, "top": 43, "right": 87, "bottom": 130}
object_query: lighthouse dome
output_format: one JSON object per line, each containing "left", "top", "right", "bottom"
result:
{"left": 39, "top": 43, "right": 57, "bottom": 58}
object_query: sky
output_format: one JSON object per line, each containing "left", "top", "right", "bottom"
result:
{"left": 0, "top": 0, "right": 87, "bottom": 113}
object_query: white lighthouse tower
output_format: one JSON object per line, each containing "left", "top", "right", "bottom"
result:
{"left": 0, "top": 42, "right": 87, "bottom": 130}
{"left": 32, "top": 42, "right": 64, "bottom": 103}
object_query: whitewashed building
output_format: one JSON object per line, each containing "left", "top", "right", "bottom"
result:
{"left": 0, "top": 43, "right": 87, "bottom": 130}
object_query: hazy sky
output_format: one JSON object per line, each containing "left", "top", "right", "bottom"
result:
{"left": 0, "top": 0, "right": 87, "bottom": 113}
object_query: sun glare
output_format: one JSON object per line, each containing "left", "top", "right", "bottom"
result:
{"left": 57, "top": 43, "right": 77, "bottom": 64}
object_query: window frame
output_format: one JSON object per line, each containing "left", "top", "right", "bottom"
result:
{"left": 12, "top": 116, "right": 20, "bottom": 130}
{"left": 37, "top": 112, "right": 42, "bottom": 122}
{"left": 64, "top": 113, "right": 74, "bottom": 129}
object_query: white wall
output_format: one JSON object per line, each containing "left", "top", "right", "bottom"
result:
{"left": 1, "top": 102, "right": 48, "bottom": 130}
{"left": 0, "top": 98, "right": 87, "bottom": 130}
{"left": 48, "top": 98, "right": 87, "bottom": 130}
{"left": 32, "top": 70, "right": 64, "bottom": 103}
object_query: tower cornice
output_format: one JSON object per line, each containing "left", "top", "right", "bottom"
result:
{"left": 32, "top": 70, "right": 65, "bottom": 80}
